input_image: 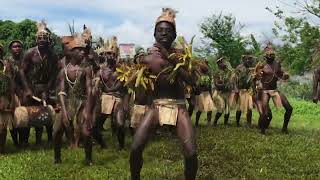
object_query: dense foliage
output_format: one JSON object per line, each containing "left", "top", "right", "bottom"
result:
{"left": 199, "top": 13, "right": 262, "bottom": 67}
{"left": 267, "top": 0, "right": 320, "bottom": 74}
{"left": 0, "top": 19, "right": 37, "bottom": 55}
{"left": 0, "top": 19, "right": 62, "bottom": 57}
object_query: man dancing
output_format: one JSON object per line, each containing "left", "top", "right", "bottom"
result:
{"left": 257, "top": 44, "right": 293, "bottom": 134}
{"left": 130, "top": 51, "right": 152, "bottom": 130}
{"left": 94, "top": 36, "right": 126, "bottom": 150}
{"left": 194, "top": 61, "right": 215, "bottom": 127}
{"left": 130, "top": 8, "right": 198, "bottom": 180}
{"left": 212, "top": 57, "right": 234, "bottom": 126}
{"left": 313, "top": 67, "right": 320, "bottom": 104}
{"left": 54, "top": 33, "right": 96, "bottom": 164}
{"left": 234, "top": 55, "right": 255, "bottom": 127}
{"left": 19, "top": 21, "right": 59, "bottom": 145}
{"left": 0, "top": 55, "right": 15, "bottom": 153}
{"left": 7, "top": 40, "right": 24, "bottom": 146}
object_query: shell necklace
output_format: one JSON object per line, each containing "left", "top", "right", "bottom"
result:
{"left": 65, "top": 63, "right": 79, "bottom": 88}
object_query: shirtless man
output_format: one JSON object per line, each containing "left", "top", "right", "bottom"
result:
{"left": 257, "top": 44, "right": 292, "bottom": 134}
{"left": 234, "top": 55, "right": 255, "bottom": 127}
{"left": 130, "top": 51, "right": 152, "bottom": 130}
{"left": 313, "top": 68, "right": 320, "bottom": 104}
{"left": 212, "top": 57, "right": 233, "bottom": 126}
{"left": 82, "top": 25, "right": 99, "bottom": 73}
{"left": 19, "top": 21, "right": 59, "bottom": 145}
{"left": 7, "top": 40, "right": 24, "bottom": 147}
{"left": 194, "top": 61, "right": 214, "bottom": 127}
{"left": 54, "top": 33, "right": 96, "bottom": 164}
{"left": 0, "top": 57, "right": 15, "bottom": 153}
{"left": 130, "top": 8, "right": 198, "bottom": 180}
{"left": 94, "top": 36, "right": 126, "bottom": 150}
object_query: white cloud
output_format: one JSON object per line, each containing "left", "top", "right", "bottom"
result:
{"left": 105, "top": 20, "right": 153, "bottom": 47}
{"left": 0, "top": 0, "right": 284, "bottom": 47}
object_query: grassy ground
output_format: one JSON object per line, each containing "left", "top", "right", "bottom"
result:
{"left": 0, "top": 98, "right": 320, "bottom": 179}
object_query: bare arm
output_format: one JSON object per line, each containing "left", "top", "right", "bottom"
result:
{"left": 179, "top": 60, "right": 210, "bottom": 86}
{"left": 178, "top": 67, "right": 196, "bottom": 86}
{"left": 92, "top": 70, "right": 102, "bottom": 99}
{"left": 277, "top": 62, "right": 289, "bottom": 80}
{"left": 233, "top": 67, "right": 241, "bottom": 93}
{"left": 313, "top": 69, "right": 320, "bottom": 103}
{"left": 47, "top": 54, "right": 59, "bottom": 92}
{"left": 199, "top": 62, "right": 209, "bottom": 73}
{"left": 7, "top": 61, "right": 15, "bottom": 110}
{"left": 19, "top": 52, "right": 32, "bottom": 95}
{"left": 85, "top": 66, "right": 93, "bottom": 99}
{"left": 104, "top": 80, "right": 123, "bottom": 92}
{"left": 82, "top": 66, "right": 95, "bottom": 129}
{"left": 57, "top": 69, "right": 69, "bottom": 122}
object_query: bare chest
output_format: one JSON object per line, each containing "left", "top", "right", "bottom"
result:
{"left": 31, "top": 52, "right": 47, "bottom": 64}
{"left": 101, "top": 68, "right": 117, "bottom": 85}
{"left": 262, "top": 63, "right": 280, "bottom": 76}
{"left": 66, "top": 66, "right": 82, "bottom": 82}
{"left": 147, "top": 56, "right": 169, "bottom": 74}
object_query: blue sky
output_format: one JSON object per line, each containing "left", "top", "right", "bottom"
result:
{"left": 0, "top": 0, "right": 292, "bottom": 47}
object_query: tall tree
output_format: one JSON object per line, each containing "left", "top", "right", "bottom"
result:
{"left": 267, "top": 0, "right": 320, "bottom": 74}
{"left": 0, "top": 19, "right": 37, "bottom": 55}
{"left": 199, "top": 13, "right": 260, "bottom": 67}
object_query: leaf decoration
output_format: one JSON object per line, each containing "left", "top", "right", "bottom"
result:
{"left": 116, "top": 63, "right": 156, "bottom": 91}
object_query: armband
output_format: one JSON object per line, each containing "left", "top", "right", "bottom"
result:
{"left": 58, "top": 91, "right": 67, "bottom": 96}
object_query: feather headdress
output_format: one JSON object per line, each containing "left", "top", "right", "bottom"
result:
{"left": 264, "top": 42, "right": 275, "bottom": 55}
{"left": 64, "top": 33, "right": 86, "bottom": 50}
{"left": 156, "top": 8, "right": 178, "bottom": 29}
{"left": 105, "top": 36, "right": 119, "bottom": 55}
{"left": 36, "top": 20, "right": 51, "bottom": 36}
{"left": 82, "top": 24, "right": 92, "bottom": 42}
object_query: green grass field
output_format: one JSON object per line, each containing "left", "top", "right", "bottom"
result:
{"left": 1, "top": 98, "right": 320, "bottom": 179}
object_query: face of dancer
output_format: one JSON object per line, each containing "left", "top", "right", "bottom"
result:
{"left": 265, "top": 53, "right": 275, "bottom": 63}
{"left": 37, "top": 34, "right": 50, "bottom": 49}
{"left": 85, "top": 37, "right": 92, "bottom": 49}
{"left": 98, "top": 52, "right": 106, "bottom": 64}
{"left": 106, "top": 52, "right": 116, "bottom": 65}
{"left": 71, "top": 47, "right": 85, "bottom": 63}
{"left": 217, "top": 60, "right": 227, "bottom": 70}
{"left": 10, "top": 42, "right": 23, "bottom": 57}
{"left": 243, "top": 57, "right": 253, "bottom": 68}
{"left": 154, "top": 22, "right": 176, "bottom": 49}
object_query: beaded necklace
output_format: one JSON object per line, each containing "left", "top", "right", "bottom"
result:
{"left": 65, "top": 63, "right": 79, "bottom": 89}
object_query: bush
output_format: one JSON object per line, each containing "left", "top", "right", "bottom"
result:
{"left": 278, "top": 81, "right": 312, "bottom": 100}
